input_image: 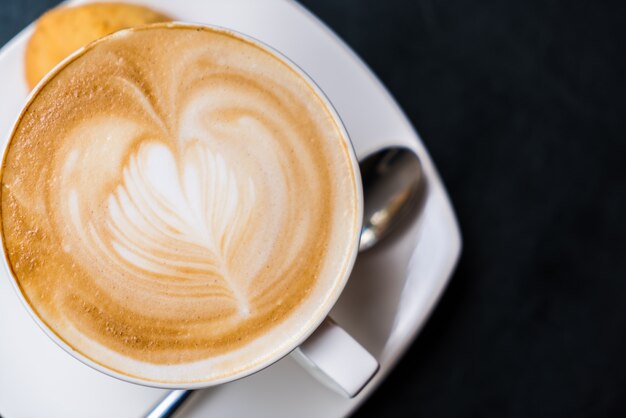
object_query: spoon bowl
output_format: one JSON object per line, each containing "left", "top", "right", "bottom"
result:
{"left": 359, "top": 147, "right": 424, "bottom": 251}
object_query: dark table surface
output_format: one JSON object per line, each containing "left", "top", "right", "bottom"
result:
{"left": 2, "top": 1, "right": 625, "bottom": 417}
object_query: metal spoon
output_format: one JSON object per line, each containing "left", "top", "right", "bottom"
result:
{"left": 144, "top": 147, "right": 423, "bottom": 418}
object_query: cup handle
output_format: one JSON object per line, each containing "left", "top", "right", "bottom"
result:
{"left": 290, "top": 317, "right": 379, "bottom": 398}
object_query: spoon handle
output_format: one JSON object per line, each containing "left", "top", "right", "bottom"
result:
{"left": 144, "top": 390, "right": 192, "bottom": 418}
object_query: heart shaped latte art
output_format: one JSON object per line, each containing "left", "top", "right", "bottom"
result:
{"left": 69, "top": 141, "right": 256, "bottom": 316}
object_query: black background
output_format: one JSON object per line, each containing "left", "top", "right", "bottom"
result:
{"left": 2, "top": 1, "right": 626, "bottom": 417}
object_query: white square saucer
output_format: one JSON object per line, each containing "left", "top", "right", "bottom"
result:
{"left": 0, "top": 1, "right": 461, "bottom": 416}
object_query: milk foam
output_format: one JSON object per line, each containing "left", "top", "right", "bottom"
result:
{"left": 1, "top": 25, "right": 359, "bottom": 384}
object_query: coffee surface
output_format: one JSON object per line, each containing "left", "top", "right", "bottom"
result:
{"left": 1, "top": 25, "right": 359, "bottom": 382}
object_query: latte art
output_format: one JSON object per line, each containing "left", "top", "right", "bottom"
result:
{"left": 69, "top": 142, "right": 256, "bottom": 316}
{"left": 2, "top": 25, "right": 360, "bottom": 383}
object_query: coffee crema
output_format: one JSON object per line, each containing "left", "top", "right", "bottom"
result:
{"left": 1, "top": 25, "right": 359, "bottom": 383}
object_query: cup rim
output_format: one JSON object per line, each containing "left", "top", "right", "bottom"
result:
{"left": 0, "top": 21, "right": 364, "bottom": 389}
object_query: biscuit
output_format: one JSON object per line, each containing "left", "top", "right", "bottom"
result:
{"left": 25, "top": 2, "right": 172, "bottom": 89}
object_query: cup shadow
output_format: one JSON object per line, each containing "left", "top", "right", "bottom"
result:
{"left": 331, "top": 179, "right": 427, "bottom": 358}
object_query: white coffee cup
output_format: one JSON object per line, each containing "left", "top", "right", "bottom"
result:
{"left": 0, "top": 22, "right": 378, "bottom": 398}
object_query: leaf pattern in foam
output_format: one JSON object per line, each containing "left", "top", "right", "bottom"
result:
{"left": 73, "top": 141, "right": 256, "bottom": 316}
